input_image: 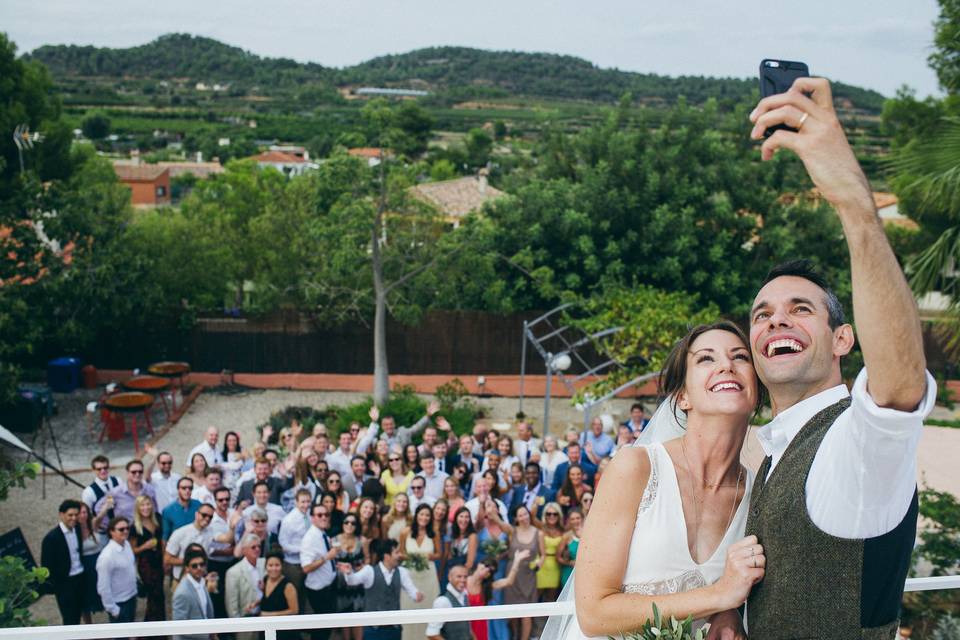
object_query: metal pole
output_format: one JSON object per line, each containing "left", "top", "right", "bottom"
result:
{"left": 543, "top": 364, "right": 552, "bottom": 438}
{"left": 519, "top": 320, "right": 527, "bottom": 415}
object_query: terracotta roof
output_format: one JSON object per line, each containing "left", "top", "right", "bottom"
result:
{"left": 409, "top": 176, "right": 506, "bottom": 219}
{"left": 249, "top": 151, "right": 309, "bottom": 164}
{"left": 113, "top": 164, "right": 169, "bottom": 182}
{"left": 873, "top": 192, "right": 898, "bottom": 209}
{"left": 348, "top": 147, "right": 390, "bottom": 159}
{"left": 156, "top": 161, "right": 225, "bottom": 179}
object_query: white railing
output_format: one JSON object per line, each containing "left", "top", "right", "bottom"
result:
{"left": 2, "top": 576, "right": 958, "bottom": 639}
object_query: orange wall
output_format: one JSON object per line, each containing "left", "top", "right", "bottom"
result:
{"left": 123, "top": 173, "right": 171, "bottom": 206}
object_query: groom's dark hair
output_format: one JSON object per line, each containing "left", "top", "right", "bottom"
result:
{"left": 762, "top": 259, "right": 846, "bottom": 329}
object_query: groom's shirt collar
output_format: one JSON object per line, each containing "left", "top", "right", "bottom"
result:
{"left": 756, "top": 383, "right": 849, "bottom": 475}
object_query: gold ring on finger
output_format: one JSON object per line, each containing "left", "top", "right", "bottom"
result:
{"left": 797, "top": 112, "right": 809, "bottom": 130}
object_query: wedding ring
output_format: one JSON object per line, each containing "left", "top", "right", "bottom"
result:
{"left": 797, "top": 112, "right": 809, "bottom": 130}
{"left": 753, "top": 556, "right": 758, "bottom": 568}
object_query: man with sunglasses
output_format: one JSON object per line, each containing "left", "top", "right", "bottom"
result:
{"left": 300, "top": 504, "right": 339, "bottom": 640}
{"left": 81, "top": 454, "right": 119, "bottom": 519}
{"left": 97, "top": 459, "right": 158, "bottom": 523}
{"left": 96, "top": 516, "right": 138, "bottom": 624}
{"left": 163, "top": 477, "right": 202, "bottom": 542}
{"left": 279, "top": 489, "right": 313, "bottom": 612}
{"left": 172, "top": 546, "right": 217, "bottom": 639}
{"left": 166, "top": 504, "right": 231, "bottom": 593}
{"left": 408, "top": 477, "right": 435, "bottom": 511}
{"left": 144, "top": 445, "right": 182, "bottom": 512}
{"left": 208, "top": 486, "right": 242, "bottom": 621}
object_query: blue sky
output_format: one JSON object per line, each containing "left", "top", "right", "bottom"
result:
{"left": 3, "top": 0, "right": 944, "bottom": 98}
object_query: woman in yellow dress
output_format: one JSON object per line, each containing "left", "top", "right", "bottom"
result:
{"left": 537, "top": 501, "right": 565, "bottom": 603}
{"left": 380, "top": 451, "right": 414, "bottom": 506}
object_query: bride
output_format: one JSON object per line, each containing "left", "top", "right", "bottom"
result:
{"left": 553, "top": 321, "right": 767, "bottom": 639}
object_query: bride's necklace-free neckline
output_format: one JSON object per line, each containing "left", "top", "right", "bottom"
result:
{"left": 680, "top": 436, "right": 743, "bottom": 561}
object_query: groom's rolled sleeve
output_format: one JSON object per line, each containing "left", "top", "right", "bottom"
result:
{"left": 806, "top": 368, "right": 936, "bottom": 539}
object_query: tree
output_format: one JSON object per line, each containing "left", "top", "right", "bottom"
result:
{"left": 930, "top": 0, "right": 960, "bottom": 93}
{"left": 80, "top": 111, "right": 111, "bottom": 140}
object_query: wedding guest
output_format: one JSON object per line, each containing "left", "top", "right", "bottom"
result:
{"left": 339, "top": 539, "right": 424, "bottom": 640}
{"left": 508, "top": 462, "right": 552, "bottom": 521}
{"left": 403, "top": 443, "right": 421, "bottom": 475}
{"left": 441, "top": 478, "right": 465, "bottom": 522}
{"left": 408, "top": 476, "right": 435, "bottom": 512}
{"left": 447, "top": 507, "right": 478, "bottom": 572}
{"left": 513, "top": 421, "right": 541, "bottom": 464}
{"left": 357, "top": 497, "right": 383, "bottom": 541}
{"left": 425, "top": 564, "right": 470, "bottom": 640}
{"left": 504, "top": 505, "right": 544, "bottom": 640}
{"left": 235, "top": 458, "right": 287, "bottom": 507}
{"left": 558, "top": 507, "right": 584, "bottom": 588}
{"left": 327, "top": 431, "right": 354, "bottom": 477}
{"left": 342, "top": 455, "right": 371, "bottom": 501}
{"left": 382, "top": 493, "right": 412, "bottom": 542}
{"left": 186, "top": 426, "right": 224, "bottom": 469}
{"left": 225, "top": 533, "right": 265, "bottom": 639}
{"left": 81, "top": 455, "right": 119, "bottom": 517}
{"left": 333, "top": 513, "right": 366, "bottom": 640}
{"left": 186, "top": 453, "right": 210, "bottom": 492}
{"left": 41, "top": 500, "right": 85, "bottom": 624}
{"left": 278, "top": 489, "right": 313, "bottom": 611}
{"left": 417, "top": 453, "right": 448, "bottom": 500}
{"left": 622, "top": 402, "right": 648, "bottom": 435}
{"left": 398, "top": 504, "right": 441, "bottom": 640}
{"left": 300, "top": 503, "right": 338, "bottom": 640}
{"left": 258, "top": 552, "right": 299, "bottom": 639}
{"left": 171, "top": 546, "right": 217, "bottom": 639}
{"left": 193, "top": 467, "right": 223, "bottom": 506}
{"left": 99, "top": 459, "right": 158, "bottom": 523}
{"left": 96, "top": 516, "right": 138, "bottom": 624}
{"left": 77, "top": 502, "right": 107, "bottom": 623}
{"left": 130, "top": 494, "right": 165, "bottom": 622}
{"left": 220, "top": 430, "right": 248, "bottom": 492}
{"left": 537, "top": 502, "right": 564, "bottom": 605}
{"left": 144, "top": 445, "right": 181, "bottom": 513}
{"left": 165, "top": 504, "right": 218, "bottom": 588}
{"left": 537, "top": 436, "right": 567, "bottom": 489}
{"left": 580, "top": 417, "right": 615, "bottom": 464}
{"left": 466, "top": 551, "right": 529, "bottom": 640}
{"left": 162, "top": 477, "right": 201, "bottom": 541}
{"left": 241, "top": 481, "right": 285, "bottom": 536}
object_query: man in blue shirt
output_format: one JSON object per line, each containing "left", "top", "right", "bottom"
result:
{"left": 622, "top": 402, "right": 649, "bottom": 435}
{"left": 161, "top": 477, "right": 201, "bottom": 541}
{"left": 580, "top": 416, "right": 615, "bottom": 465}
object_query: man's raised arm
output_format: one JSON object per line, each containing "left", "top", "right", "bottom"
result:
{"left": 750, "top": 77, "right": 926, "bottom": 410}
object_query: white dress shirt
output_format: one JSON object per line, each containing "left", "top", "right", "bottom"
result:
{"left": 58, "top": 522, "right": 84, "bottom": 576}
{"left": 464, "top": 496, "right": 509, "bottom": 524}
{"left": 245, "top": 558, "right": 263, "bottom": 602}
{"left": 300, "top": 526, "right": 336, "bottom": 590}
{"left": 81, "top": 477, "right": 119, "bottom": 511}
{"left": 208, "top": 510, "right": 235, "bottom": 558}
{"left": 425, "top": 584, "right": 469, "bottom": 635}
{"left": 326, "top": 448, "right": 353, "bottom": 477}
{"left": 756, "top": 368, "right": 936, "bottom": 539}
{"left": 342, "top": 562, "right": 420, "bottom": 598}
{"left": 514, "top": 437, "right": 542, "bottom": 464}
{"left": 149, "top": 470, "right": 182, "bottom": 513}
{"left": 243, "top": 502, "right": 285, "bottom": 536}
{"left": 193, "top": 485, "right": 216, "bottom": 506}
{"left": 186, "top": 573, "right": 214, "bottom": 618}
{"left": 417, "top": 469, "right": 449, "bottom": 500}
{"left": 278, "top": 508, "right": 311, "bottom": 564}
{"left": 409, "top": 493, "right": 437, "bottom": 512}
{"left": 95, "top": 539, "right": 137, "bottom": 616}
{"left": 166, "top": 524, "right": 216, "bottom": 580}
{"left": 186, "top": 442, "right": 224, "bottom": 469}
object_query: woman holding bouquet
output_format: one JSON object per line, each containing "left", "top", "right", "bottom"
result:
{"left": 399, "top": 504, "right": 441, "bottom": 640}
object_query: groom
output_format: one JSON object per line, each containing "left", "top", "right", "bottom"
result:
{"left": 740, "top": 78, "right": 935, "bottom": 639}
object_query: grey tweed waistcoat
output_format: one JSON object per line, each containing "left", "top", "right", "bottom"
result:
{"left": 745, "top": 398, "right": 917, "bottom": 640}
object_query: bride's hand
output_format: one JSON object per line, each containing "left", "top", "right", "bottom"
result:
{"left": 713, "top": 535, "right": 765, "bottom": 610}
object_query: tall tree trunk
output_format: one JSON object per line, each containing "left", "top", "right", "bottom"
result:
{"left": 372, "top": 151, "right": 389, "bottom": 405}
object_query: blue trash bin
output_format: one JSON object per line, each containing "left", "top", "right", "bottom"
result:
{"left": 47, "top": 357, "right": 82, "bottom": 393}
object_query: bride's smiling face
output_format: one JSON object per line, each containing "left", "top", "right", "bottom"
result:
{"left": 677, "top": 329, "right": 757, "bottom": 421}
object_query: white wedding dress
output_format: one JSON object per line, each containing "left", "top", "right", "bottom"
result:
{"left": 544, "top": 401, "right": 752, "bottom": 639}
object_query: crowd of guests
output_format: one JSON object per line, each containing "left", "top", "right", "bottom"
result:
{"left": 40, "top": 401, "right": 648, "bottom": 640}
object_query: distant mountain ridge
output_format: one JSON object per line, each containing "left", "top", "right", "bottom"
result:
{"left": 26, "top": 34, "right": 887, "bottom": 109}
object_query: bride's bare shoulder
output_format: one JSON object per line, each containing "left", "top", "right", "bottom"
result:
{"left": 599, "top": 447, "right": 652, "bottom": 495}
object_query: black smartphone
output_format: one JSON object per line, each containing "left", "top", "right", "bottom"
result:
{"left": 758, "top": 59, "right": 809, "bottom": 137}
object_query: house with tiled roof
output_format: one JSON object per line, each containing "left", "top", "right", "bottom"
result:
{"left": 348, "top": 147, "right": 392, "bottom": 167}
{"left": 156, "top": 161, "right": 225, "bottom": 180}
{"left": 113, "top": 164, "right": 171, "bottom": 207}
{"left": 408, "top": 170, "right": 506, "bottom": 227}
{"left": 248, "top": 151, "right": 318, "bottom": 177}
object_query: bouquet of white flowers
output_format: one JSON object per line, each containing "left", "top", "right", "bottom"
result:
{"left": 611, "top": 604, "right": 709, "bottom": 640}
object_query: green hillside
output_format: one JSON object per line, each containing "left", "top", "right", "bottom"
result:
{"left": 26, "top": 35, "right": 887, "bottom": 110}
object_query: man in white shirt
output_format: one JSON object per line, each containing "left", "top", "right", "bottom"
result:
{"left": 407, "top": 477, "right": 436, "bottom": 512}
{"left": 186, "top": 426, "right": 223, "bottom": 470}
{"left": 193, "top": 468, "right": 222, "bottom": 505}
{"left": 464, "top": 475, "right": 509, "bottom": 523}
{"left": 739, "top": 78, "right": 936, "bottom": 639}
{"left": 207, "top": 486, "right": 240, "bottom": 620}
{"left": 426, "top": 564, "right": 471, "bottom": 640}
{"left": 165, "top": 504, "right": 218, "bottom": 586}
{"left": 325, "top": 431, "right": 353, "bottom": 477}
{"left": 278, "top": 489, "right": 312, "bottom": 611}
{"left": 339, "top": 538, "right": 423, "bottom": 639}
{"left": 80, "top": 454, "right": 119, "bottom": 516}
{"left": 241, "top": 481, "right": 285, "bottom": 536}
{"left": 96, "top": 516, "right": 138, "bottom": 623}
{"left": 416, "top": 453, "right": 448, "bottom": 500}
{"left": 144, "top": 446, "right": 181, "bottom": 513}
{"left": 300, "top": 503, "right": 339, "bottom": 640}
{"left": 513, "top": 421, "right": 542, "bottom": 465}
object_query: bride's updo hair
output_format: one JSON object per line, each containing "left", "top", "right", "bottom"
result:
{"left": 657, "top": 320, "right": 764, "bottom": 421}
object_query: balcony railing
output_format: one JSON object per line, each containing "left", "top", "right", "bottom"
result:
{"left": 1, "top": 576, "right": 957, "bottom": 640}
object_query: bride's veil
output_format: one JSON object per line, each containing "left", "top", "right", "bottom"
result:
{"left": 540, "top": 395, "right": 686, "bottom": 639}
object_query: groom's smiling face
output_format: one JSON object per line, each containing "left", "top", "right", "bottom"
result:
{"left": 750, "top": 275, "right": 851, "bottom": 390}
